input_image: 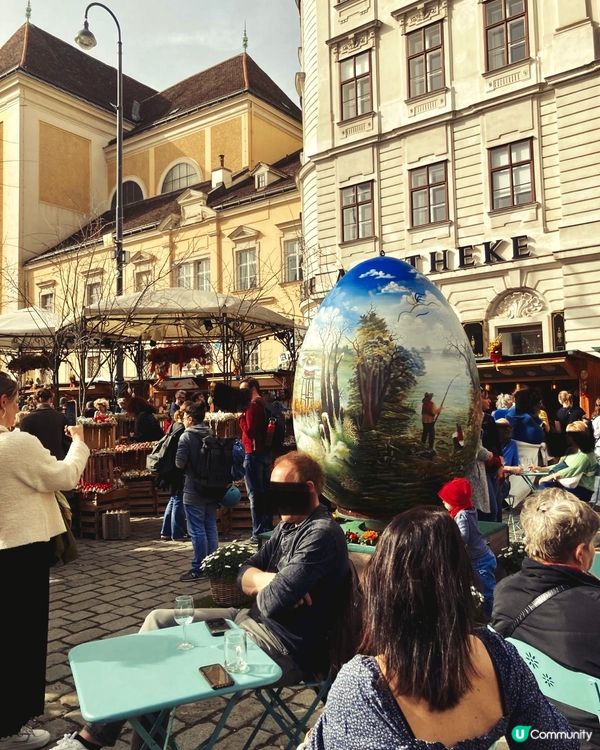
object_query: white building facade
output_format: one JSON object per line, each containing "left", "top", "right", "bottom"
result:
{"left": 296, "top": 0, "right": 600, "bottom": 369}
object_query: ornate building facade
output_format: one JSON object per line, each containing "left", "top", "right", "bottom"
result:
{"left": 296, "top": 0, "right": 600, "bottom": 394}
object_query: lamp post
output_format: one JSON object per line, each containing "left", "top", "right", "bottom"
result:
{"left": 76, "top": 3, "right": 125, "bottom": 397}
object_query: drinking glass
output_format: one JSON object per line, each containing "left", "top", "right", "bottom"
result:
{"left": 224, "top": 629, "right": 248, "bottom": 672}
{"left": 174, "top": 595, "right": 194, "bottom": 651}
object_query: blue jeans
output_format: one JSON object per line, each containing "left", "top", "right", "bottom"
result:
{"left": 183, "top": 501, "right": 219, "bottom": 572}
{"left": 244, "top": 452, "right": 273, "bottom": 537}
{"left": 474, "top": 548, "right": 497, "bottom": 618}
{"left": 160, "top": 491, "right": 185, "bottom": 539}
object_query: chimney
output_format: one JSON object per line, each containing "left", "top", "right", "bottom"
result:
{"left": 211, "top": 154, "right": 232, "bottom": 189}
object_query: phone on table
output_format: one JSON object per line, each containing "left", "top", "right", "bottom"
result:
{"left": 205, "top": 618, "right": 230, "bottom": 637}
{"left": 199, "top": 663, "right": 235, "bottom": 690}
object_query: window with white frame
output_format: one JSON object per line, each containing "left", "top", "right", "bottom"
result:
{"left": 340, "top": 51, "right": 371, "bottom": 121}
{"left": 256, "top": 173, "right": 266, "bottom": 189}
{"left": 39, "top": 290, "right": 55, "bottom": 312}
{"left": 341, "top": 182, "right": 374, "bottom": 242}
{"left": 236, "top": 248, "right": 258, "bottom": 290}
{"left": 161, "top": 163, "right": 199, "bottom": 194}
{"left": 86, "top": 280, "right": 102, "bottom": 306}
{"left": 283, "top": 239, "right": 302, "bottom": 283}
{"left": 245, "top": 343, "right": 260, "bottom": 372}
{"left": 195, "top": 259, "right": 211, "bottom": 291}
{"left": 176, "top": 262, "right": 193, "bottom": 289}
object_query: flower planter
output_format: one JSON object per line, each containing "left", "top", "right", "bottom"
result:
{"left": 209, "top": 577, "right": 250, "bottom": 607}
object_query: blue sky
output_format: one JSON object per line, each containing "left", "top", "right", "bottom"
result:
{"left": 2, "top": 0, "right": 301, "bottom": 102}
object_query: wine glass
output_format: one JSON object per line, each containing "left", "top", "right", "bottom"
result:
{"left": 174, "top": 595, "right": 194, "bottom": 651}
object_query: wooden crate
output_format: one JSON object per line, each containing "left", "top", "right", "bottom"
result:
{"left": 124, "top": 479, "right": 157, "bottom": 515}
{"left": 83, "top": 423, "right": 116, "bottom": 450}
{"left": 229, "top": 498, "right": 252, "bottom": 532}
{"left": 82, "top": 451, "right": 116, "bottom": 484}
{"left": 156, "top": 490, "right": 171, "bottom": 515}
{"left": 114, "top": 447, "right": 152, "bottom": 472}
{"left": 216, "top": 506, "right": 231, "bottom": 535}
{"left": 77, "top": 488, "right": 130, "bottom": 540}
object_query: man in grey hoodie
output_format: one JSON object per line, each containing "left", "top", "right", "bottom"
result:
{"left": 175, "top": 401, "right": 217, "bottom": 582}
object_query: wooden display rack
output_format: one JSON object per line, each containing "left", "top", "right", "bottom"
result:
{"left": 82, "top": 423, "right": 116, "bottom": 450}
{"left": 82, "top": 452, "right": 116, "bottom": 485}
{"left": 123, "top": 478, "right": 157, "bottom": 515}
{"left": 77, "top": 487, "right": 129, "bottom": 539}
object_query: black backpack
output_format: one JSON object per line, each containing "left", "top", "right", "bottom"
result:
{"left": 189, "top": 432, "right": 241, "bottom": 493}
{"left": 146, "top": 429, "right": 181, "bottom": 479}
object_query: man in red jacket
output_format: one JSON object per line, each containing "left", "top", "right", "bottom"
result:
{"left": 239, "top": 377, "right": 273, "bottom": 542}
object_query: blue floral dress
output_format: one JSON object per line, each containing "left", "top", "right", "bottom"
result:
{"left": 308, "top": 627, "right": 577, "bottom": 749}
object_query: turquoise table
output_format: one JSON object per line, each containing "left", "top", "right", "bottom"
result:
{"left": 69, "top": 620, "right": 282, "bottom": 750}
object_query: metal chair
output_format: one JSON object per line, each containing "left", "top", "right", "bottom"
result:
{"left": 507, "top": 638, "right": 600, "bottom": 722}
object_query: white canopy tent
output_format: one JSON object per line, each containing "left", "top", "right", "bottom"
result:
{"left": 0, "top": 306, "right": 62, "bottom": 349}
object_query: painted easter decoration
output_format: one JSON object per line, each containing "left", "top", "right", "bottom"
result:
{"left": 293, "top": 256, "right": 481, "bottom": 518}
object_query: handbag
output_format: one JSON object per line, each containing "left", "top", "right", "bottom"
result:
{"left": 50, "top": 490, "right": 78, "bottom": 566}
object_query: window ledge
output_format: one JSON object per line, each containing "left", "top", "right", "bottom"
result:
{"left": 406, "top": 86, "right": 449, "bottom": 105}
{"left": 482, "top": 58, "right": 533, "bottom": 78}
{"left": 407, "top": 219, "right": 452, "bottom": 233}
{"left": 488, "top": 201, "right": 538, "bottom": 217}
{"left": 280, "top": 280, "right": 302, "bottom": 288}
{"left": 339, "top": 235, "right": 378, "bottom": 248}
{"left": 337, "top": 111, "right": 375, "bottom": 127}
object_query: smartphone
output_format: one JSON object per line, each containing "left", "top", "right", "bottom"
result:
{"left": 199, "top": 663, "right": 235, "bottom": 690}
{"left": 205, "top": 618, "right": 230, "bottom": 637}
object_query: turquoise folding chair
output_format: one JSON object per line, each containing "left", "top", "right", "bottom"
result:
{"left": 507, "top": 638, "right": 600, "bottom": 721}
{"left": 241, "top": 671, "right": 333, "bottom": 750}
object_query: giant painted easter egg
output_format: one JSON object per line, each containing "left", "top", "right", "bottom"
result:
{"left": 293, "top": 256, "right": 482, "bottom": 518}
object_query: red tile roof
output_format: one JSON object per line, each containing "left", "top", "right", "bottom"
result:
{"left": 0, "top": 25, "right": 301, "bottom": 129}
{"left": 132, "top": 53, "right": 301, "bottom": 134}
{"left": 0, "top": 24, "right": 156, "bottom": 119}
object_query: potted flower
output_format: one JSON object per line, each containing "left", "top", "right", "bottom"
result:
{"left": 199, "top": 540, "right": 255, "bottom": 606}
{"left": 497, "top": 540, "right": 527, "bottom": 575}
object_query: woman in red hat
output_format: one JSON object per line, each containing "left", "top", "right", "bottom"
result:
{"left": 438, "top": 477, "right": 496, "bottom": 617}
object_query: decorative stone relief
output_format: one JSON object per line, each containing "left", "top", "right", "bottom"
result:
{"left": 330, "top": 23, "right": 380, "bottom": 61}
{"left": 495, "top": 291, "right": 544, "bottom": 319}
{"left": 392, "top": 0, "right": 448, "bottom": 34}
{"left": 408, "top": 91, "right": 446, "bottom": 117}
{"left": 485, "top": 64, "right": 531, "bottom": 91}
{"left": 339, "top": 114, "right": 374, "bottom": 139}
{"left": 335, "top": 0, "right": 371, "bottom": 26}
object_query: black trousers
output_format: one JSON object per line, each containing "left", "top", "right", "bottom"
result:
{"left": 0, "top": 541, "right": 51, "bottom": 737}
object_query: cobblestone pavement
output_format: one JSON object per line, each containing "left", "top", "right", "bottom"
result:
{"left": 39, "top": 518, "right": 319, "bottom": 750}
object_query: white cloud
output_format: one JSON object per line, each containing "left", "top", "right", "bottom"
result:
{"left": 358, "top": 269, "right": 395, "bottom": 280}
{"left": 379, "top": 281, "right": 409, "bottom": 295}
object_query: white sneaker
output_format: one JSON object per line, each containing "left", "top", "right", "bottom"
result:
{"left": 0, "top": 727, "right": 50, "bottom": 750}
{"left": 51, "top": 735, "right": 87, "bottom": 750}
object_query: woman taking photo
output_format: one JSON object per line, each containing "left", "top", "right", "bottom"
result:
{"left": 308, "top": 507, "right": 576, "bottom": 750}
{"left": 0, "top": 373, "right": 89, "bottom": 750}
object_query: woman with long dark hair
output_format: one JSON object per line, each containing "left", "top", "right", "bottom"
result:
{"left": 0, "top": 372, "right": 89, "bottom": 749}
{"left": 308, "top": 507, "right": 576, "bottom": 749}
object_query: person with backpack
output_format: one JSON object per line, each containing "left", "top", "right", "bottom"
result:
{"left": 158, "top": 409, "right": 186, "bottom": 541}
{"left": 239, "top": 377, "right": 273, "bottom": 542}
{"left": 175, "top": 400, "right": 218, "bottom": 582}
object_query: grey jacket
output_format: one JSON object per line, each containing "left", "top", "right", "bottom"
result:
{"left": 175, "top": 423, "right": 213, "bottom": 504}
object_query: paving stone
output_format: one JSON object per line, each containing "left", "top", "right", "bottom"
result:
{"left": 62, "top": 709, "right": 85, "bottom": 725}
{"left": 45, "top": 681, "right": 73, "bottom": 701}
{"left": 63, "top": 627, "right": 110, "bottom": 645}
{"left": 46, "top": 664, "right": 73, "bottom": 682}
{"left": 48, "top": 627, "right": 71, "bottom": 641}
{"left": 220, "top": 726, "right": 278, "bottom": 749}
{"left": 59, "top": 692, "right": 80, "bottom": 708}
{"left": 224, "top": 697, "right": 266, "bottom": 729}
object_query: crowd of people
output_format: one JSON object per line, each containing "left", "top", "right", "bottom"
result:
{"left": 0, "top": 372, "right": 598, "bottom": 750}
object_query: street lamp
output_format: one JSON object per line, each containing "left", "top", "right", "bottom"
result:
{"left": 75, "top": 3, "right": 125, "bottom": 396}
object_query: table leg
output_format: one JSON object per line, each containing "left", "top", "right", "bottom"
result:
{"left": 196, "top": 691, "right": 244, "bottom": 750}
{"left": 129, "top": 710, "right": 176, "bottom": 750}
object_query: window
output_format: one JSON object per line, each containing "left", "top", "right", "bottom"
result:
{"left": 86, "top": 281, "right": 101, "bottom": 306}
{"left": 407, "top": 22, "right": 444, "bottom": 99}
{"left": 283, "top": 239, "right": 302, "bottom": 283}
{"left": 341, "top": 182, "right": 373, "bottom": 242}
{"left": 256, "top": 173, "right": 266, "bottom": 189}
{"left": 236, "top": 248, "right": 258, "bottom": 290}
{"left": 195, "top": 259, "right": 211, "bottom": 291}
{"left": 161, "top": 163, "right": 199, "bottom": 194}
{"left": 245, "top": 343, "right": 260, "bottom": 372}
{"left": 485, "top": 0, "right": 528, "bottom": 72}
{"left": 39, "top": 291, "right": 54, "bottom": 312}
{"left": 176, "top": 263, "right": 193, "bottom": 289}
{"left": 111, "top": 181, "right": 143, "bottom": 210}
{"left": 86, "top": 354, "right": 100, "bottom": 380}
{"left": 340, "top": 51, "right": 371, "bottom": 121}
{"left": 497, "top": 324, "right": 542, "bottom": 355}
{"left": 489, "top": 139, "right": 534, "bottom": 210}
{"left": 135, "top": 268, "right": 153, "bottom": 292}
{"left": 410, "top": 162, "right": 448, "bottom": 227}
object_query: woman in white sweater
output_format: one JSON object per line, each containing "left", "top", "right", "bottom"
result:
{"left": 0, "top": 373, "right": 89, "bottom": 750}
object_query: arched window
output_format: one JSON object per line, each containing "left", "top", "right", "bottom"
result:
{"left": 161, "top": 163, "right": 199, "bottom": 194}
{"left": 111, "top": 181, "right": 143, "bottom": 210}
